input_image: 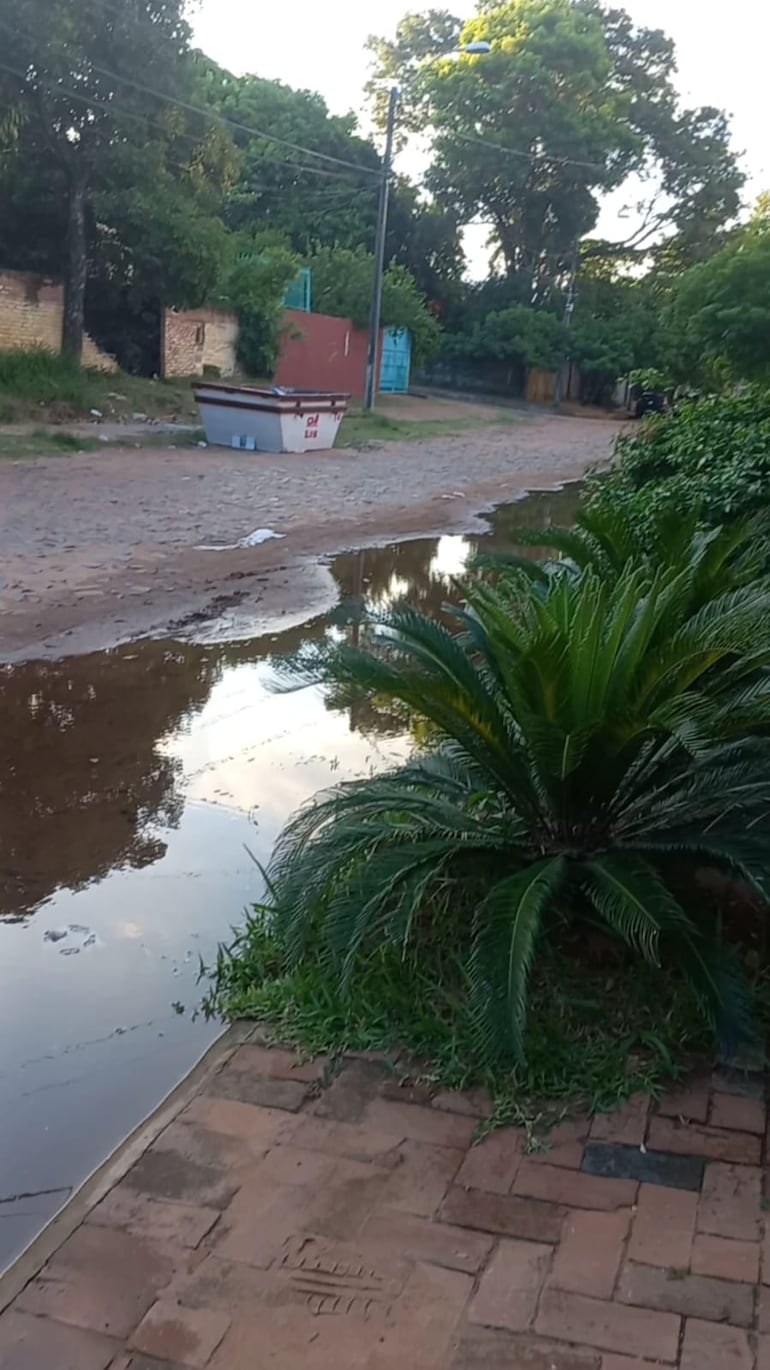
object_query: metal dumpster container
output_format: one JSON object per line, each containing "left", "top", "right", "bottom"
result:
{"left": 194, "top": 383, "right": 349, "bottom": 453}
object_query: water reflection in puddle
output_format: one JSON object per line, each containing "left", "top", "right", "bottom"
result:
{"left": 0, "top": 486, "right": 578, "bottom": 1267}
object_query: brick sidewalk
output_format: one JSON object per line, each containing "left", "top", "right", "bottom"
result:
{"left": 0, "top": 1042, "right": 767, "bottom": 1368}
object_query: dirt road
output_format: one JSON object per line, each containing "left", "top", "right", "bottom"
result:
{"left": 0, "top": 411, "right": 622, "bottom": 660}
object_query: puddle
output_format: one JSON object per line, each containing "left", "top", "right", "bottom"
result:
{"left": 0, "top": 485, "right": 578, "bottom": 1268}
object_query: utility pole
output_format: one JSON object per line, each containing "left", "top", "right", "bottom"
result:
{"left": 364, "top": 85, "right": 398, "bottom": 413}
{"left": 553, "top": 240, "right": 579, "bottom": 412}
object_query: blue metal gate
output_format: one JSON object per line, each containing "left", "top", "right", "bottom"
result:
{"left": 379, "top": 327, "right": 412, "bottom": 393}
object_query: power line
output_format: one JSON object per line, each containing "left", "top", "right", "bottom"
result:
{"left": 448, "top": 127, "right": 608, "bottom": 175}
{"left": 0, "top": 15, "right": 383, "bottom": 181}
{"left": 0, "top": 55, "right": 378, "bottom": 185}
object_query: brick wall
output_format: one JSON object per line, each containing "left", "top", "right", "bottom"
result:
{"left": 0, "top": 269, "right": 117, "bottom": 370}
{"left": 161, "top": 306, "right": 238, "bottom": 378}
{"left": 162, "top": 312, "right": 205, "bottom": 378}
{"left": 162, "top": 305, "right": 381, "bottom": 395}
{"left": 199, "top": 307, "right": 239, "bottom": 375}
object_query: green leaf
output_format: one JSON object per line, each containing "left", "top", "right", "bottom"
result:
{"left": 471, "top": 856, "right": 566, "bottom": 1063}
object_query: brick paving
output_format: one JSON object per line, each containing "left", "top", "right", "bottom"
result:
{"left": 0, "top": 1044, "right": 768, "bottom": 1368}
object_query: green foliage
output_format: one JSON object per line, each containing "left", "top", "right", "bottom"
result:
{"left": 671, "top": 227, "right": 770, "bottom": 385}
{"left": 204, "top": 918, "right": 710, "bottom": 1112}
{"left": 224, "top": 543, "right": 770, "bottom": 1063}
{"left": 202, "top": 64, "right": 465, "bottom": 316}
{"left": 488, "top": 502, "right": 770, "bottom": 612}
{"left": 0, "top": 348, "right": 90, "bottom": 408}
{"left": 218, "top": 234, "right": 301, "bottom": 376}
{"left": 463, "top": 306, "right": 567, "bottom": 370}
{"left": 305, "top": 245, "right": 443, "bottom": 364}
{"left": 368, "top": 0, "right": 743, "bottom": 296}
{"left": 207, "top": 66, "right": 382, "bottom": 255}
{"left": 0, "top": 0, "right": 205, "bottom": 358}
{"left": 590, "top": 389, "right": 770, "bottom": 529}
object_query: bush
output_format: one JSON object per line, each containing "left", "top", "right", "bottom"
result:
{"left": 207, "top": 541, "right": 770, "bottom": 1066}
{"left": 589, "top": 388, "right": 770, "bottom": 529}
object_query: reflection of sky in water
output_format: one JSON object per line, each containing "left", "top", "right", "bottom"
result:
{"left": 0, "top": 485, "right": 580, "bottom": 1268}
{"left": 431, "top": 535, "right": 473, "bottom": 580}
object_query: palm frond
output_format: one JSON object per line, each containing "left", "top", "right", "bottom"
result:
{"left": 471, "top": 857, "right": 566, "bottom": 1062}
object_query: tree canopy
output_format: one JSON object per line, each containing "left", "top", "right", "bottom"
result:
{"left": 368, "top": 0, "right": 744, "bottom": 299}
{"left": 0, "top": 0, "right": 751, "bottom": 396}
{"left": 0, "top": 0, "right": 217, "bottom": 358}
{"left": 670, "top": 217, "right": 770, "bottom": 386}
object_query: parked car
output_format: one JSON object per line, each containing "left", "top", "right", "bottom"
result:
{"left": 632, "top": 387, "right": 667, "bottom": 418}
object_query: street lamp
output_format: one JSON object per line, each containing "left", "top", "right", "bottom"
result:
{"left": 364, "top": 41, "right": 492, "bottom": 411}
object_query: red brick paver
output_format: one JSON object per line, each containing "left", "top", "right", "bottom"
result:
{"left": 454, "top": 1126, "right": 523, "bottom": 1192}
{"left": 697, "top": 1161, "right": 762, "bottom": 1241}
{"left": 627, "top": 1183, "right": 697, "bottom": 1268}
{"left": 691, "top": 1233, "right": 760, "bottom": 1283}
{"left": 535, "top": 1287, "right": 680, "bottom": 1360}
{"left": 709, "top": 1091, "right": 766, "bottom": 1134}
{"left": 129, "top": 1301, "right": 230, "bottom": 1367}
{"left": 680, "top": 1317, "right": 753, "bottom": 1370}
{"left": 468, "top": 1238, "right": 552, "bottom": 1331}
{"left": 550, "top": 1210, "right": 629, "bottom": 1298}
{"left": 589, "top": 1093, "right": 649, "bottom": 1146}
{"left": 646, "top": 1115, "right": 761, "bottom": 1165}
{"left": 0, "top": 1041, "right": 767, "bottom": 1369}
{"left": 513, "top": 1160, "right": 637, "bottom": 1210}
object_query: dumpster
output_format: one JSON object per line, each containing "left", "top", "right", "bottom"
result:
{"left": 194, "top": 383, "right": 349, "bottom": 453}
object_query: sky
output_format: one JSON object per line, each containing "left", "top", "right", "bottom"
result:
{"left": 193, "top": 0, "right": 768, "bottom": 277}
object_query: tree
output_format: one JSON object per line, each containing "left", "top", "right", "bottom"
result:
{"left": 0, "top": 0, "right": 206, "bottom": 361}
{"left": 568, "top": 269, "right": 673, "bottom": 402}
{"left": 671, "top": 221, "right": 770, "bottom": 385}
{"left": 463, "top": 304, "right": 566, "bottom": 370}
{"left": 87, "top": 141, "right": 234, "bottom": 371}
{"left": 386, "top": 182, "right": 466, "bottom": 316}
{"left": 200, "top": 66, "right": 384, "bottom": 255}
{"left": 219, "top": 232, "right": 301, "bottom": 376}
{"left": 368, "top": 0, "right": 744, "bottom": 297}
{"left": 204, "top": 67, "right": 466, "bottom": 315}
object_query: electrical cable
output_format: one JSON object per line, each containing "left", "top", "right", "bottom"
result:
{"left": 0, "top": 14, "right": 383, "bottom": 181}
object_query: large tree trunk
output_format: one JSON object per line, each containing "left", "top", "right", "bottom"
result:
{"left": 61, "top": 160, "right": 89, "bottom": 363}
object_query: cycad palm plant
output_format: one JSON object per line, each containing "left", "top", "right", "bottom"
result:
{"left": 266, "top": 553, "right": 770, "bottom": 1062}
{"left": 481, "top": 503, "right": 770, "bottom": 616}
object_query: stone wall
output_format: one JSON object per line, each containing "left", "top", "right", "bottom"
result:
{"left": 0, "top": 269, "right": 117, "bottom": 370}
{"left": 161, "top": 306, "right": 239, "bottom": 378}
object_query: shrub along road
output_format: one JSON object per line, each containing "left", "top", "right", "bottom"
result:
{"left": 0, "top": 410, "right": 623, "bottom": 661}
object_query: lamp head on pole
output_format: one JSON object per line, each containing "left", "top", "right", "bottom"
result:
{"left": 460, "top": 41, "right": 492, "bottom": 54}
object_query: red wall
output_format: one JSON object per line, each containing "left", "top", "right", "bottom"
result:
{"left": 274, "top": 309, "right": 382, "bottom": 397}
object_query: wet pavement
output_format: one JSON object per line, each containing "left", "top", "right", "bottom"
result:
{"left": 0, "top": 487, "right": 579, "bottom": 1270}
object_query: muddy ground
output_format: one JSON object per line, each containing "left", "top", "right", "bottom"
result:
{"left": 0, "top": 407, "right": 623, "bottom": 661}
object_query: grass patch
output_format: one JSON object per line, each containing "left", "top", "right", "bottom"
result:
{"left": 0, "top": 425, "right": 206, "bottom": 460}
{"left": 338, "top": 408, "right": 517, "bottom": 447}
{"left": 0, "top": 347, "right": 200, "bottom": 424}
{"left": 202, "top": 916, "right": 714, "bottom": 1130}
